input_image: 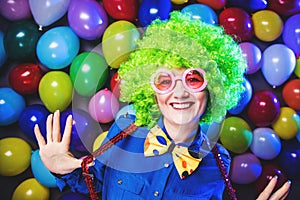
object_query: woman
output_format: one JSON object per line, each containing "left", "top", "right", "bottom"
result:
{"left": 34, "top": 11, "right": 291, "bottom": 199}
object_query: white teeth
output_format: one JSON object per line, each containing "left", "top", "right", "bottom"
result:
{"left": 172, "top": 103, "right": 191, "bottom": 109}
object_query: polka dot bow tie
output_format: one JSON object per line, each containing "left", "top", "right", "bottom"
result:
{"left": 144, "top": 125, "right": 202, "bottom": 179}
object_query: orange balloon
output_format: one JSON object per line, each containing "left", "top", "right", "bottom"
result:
{"left": 282, "top": 79, "right": 300, "bottom": 110}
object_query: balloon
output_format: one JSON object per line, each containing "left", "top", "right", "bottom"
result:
{"left": 261, "top": 44, "right": 296, "bottom": 87}
{"left": 282, "top": 79, "right": 300, "bottom": 110}
{"left": 247, "top": 90, "right": 280, "bottom": 127}
{"left": 88, "top": 88, "right": 120, "bottom": 123}
{"left": 3, "top": 20, "right": 42, "bottom": 61}
{"left": 0, "top": 0, "right": 31, "bottom": 21}
{"left": 115, "top": 104, "right": 136, "bottom": 120}
{"left": 102, "top": 20, "right": 140, "bottom": 69}
{"left": 110, "top": 71, "right": 121, "bottom": 98}
{"left": 0, "top": 137, "right": 31, "bottom": 176}
{"left": 38, "top": 71, "right": 73, "bottom": 112}
{"left": 272, "top": 107, "right": 299, "bottom": 140}
{"left": 36, "top": 26, "right": 79, "bottom": 70}
{"left": 277, "top": 140, "right": 300, "bottom": 179}
{"left": 58, "top": 192, "right": 89, "bottom": 200}
{"left": 93, "top": 131, "right": 108, "bottom": 152}
{"left": 196, "top": 0, "right": 226, "bottom": 10}
{"left": 68, "top": 0, "right": 108, "bottom": 40}
{"left": 70, "top": 52, "right": 109, "bottom": 97}
{"left": 18, "top": 104, "right": 50, "bottom": 143}
{"left": 228, "top": 0, "right": 267, "bottom": 11}
{"left": 60, "top": 109, "right": 99, "bottom": 152}
{"left": 268, "top": 0, "right": 300, "bottom": 16}
{"left": 282, "top": 14, "right": 300, "bottom": 57}
{"left": 219, "top": 7, "right": 254, "bottom": 41}
{"left": 252, "top": 10, "right": 283, "bottom": 42}
{"left": 12, "top": 178, "right": 50, "bottom": 200}
{"left": 219, "top": 116, "right": 253, "bottom": 154}
{"left": 138, "top": 0, "right": 172, "bottom": 27}
{"left": 239, "top": 42, "right": 262, "bottom": 74}
{"left": 8, "top": 63, "right": 43, "bottom": 94}
{"left": 181, "top": 4, "right": 218, "bottom": 25}
{"left": 31, "top": 150, "right": 57, "bottom": 187}
{"left": 29, "top": 0, "right": 70, "bottom": 28}
{"left": 172, "top": 0, "right": 189, "bottom": 4}
{"left": 0, "top": 87, "right": 26, "bottom": 126}
{"left": 229, "top": 78, "right": 252, "bottom": 114}
{"left": 230, "top": 153, "right": 262, "bottom": 184}
{"left": 254, "top": 164, "right": 288, "bottom": 196}
{"left": 0, "top": 31, "right": 6, "bottom": 67}
{"left": 103, "top": 0, "right": 139, "bottom": 21}
{"left": 250, "top": 127, "right": 281, "bottom": 160}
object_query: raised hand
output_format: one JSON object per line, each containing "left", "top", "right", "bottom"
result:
{"left": 257, "top": 176, "right": 291, "bottom": 200}
{"left": 34, "top": 110, "right": 82, "bottom": 175}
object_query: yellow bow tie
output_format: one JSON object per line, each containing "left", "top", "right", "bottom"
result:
{"left": 144, "top": 125, "right": 202, "bottom": 179}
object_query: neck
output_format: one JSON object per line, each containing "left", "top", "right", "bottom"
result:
{"left": 163, "top": 118, "right": 199, "bottom": 144}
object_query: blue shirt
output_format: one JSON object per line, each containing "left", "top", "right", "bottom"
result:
{"left": 56, "top": 115, "right": 231, "bottom": 200}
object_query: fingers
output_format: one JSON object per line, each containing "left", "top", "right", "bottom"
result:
{"left": 257, "top": 176, "right": 278, "bottom": 200}
{"left": 270, "top": 180, "right": 291, "bottom": 200}
{"left": 46, "top": 114, "right": 53, "bottom": 142}
{"left": 62, "top": 114, "right": 73, "bottom": 147}
{"left": 52, "top": 110, "right": 61, "bottom": 142}
{"left": 34, "top": 124, "right": 46, "bottom": 147}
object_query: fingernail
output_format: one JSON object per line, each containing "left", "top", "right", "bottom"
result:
{"left": 34, "top": 124, "right": 38, "bottom": 128}
{"left": 288, "top": 180, "right": 292, "bottom": 185}
{"left": 273, "top": 175, "right": 278, "bottom": 180}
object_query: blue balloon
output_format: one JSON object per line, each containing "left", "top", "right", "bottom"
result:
{"left": 282, "top": 14, "right": 300, "bottom": 56}
{"left": 138, "top": 0, "right": 172, "bottom": 27}
{"left": 181, "top": 4, "right": 218, "bottom": 25}
{"left": 60, "top": 108, "right": 99, "bottom": 152}
{"left": 228, "top": 0, "right": 267, "bottom": 11}
{"left": 229, "top": 78, "right": 252, "bottom": 114}
{"left": 0, "top": 87, "right": 25, "bottom": 126}
{"left": 36, "top": 26, "right": 79, "bottom": 69}
{"left": 58, "top": 192, "right": 89, "bottom": 200}
{"left": 31, "top": 150, "right": 57, "bottom": 187}
{"left": 0, "top": 31, "right": 7, "bottom": 67}
{"left": 18, "top": 104, "right": 50, "bottom": 143}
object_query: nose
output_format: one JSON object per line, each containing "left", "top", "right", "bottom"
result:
{"left": 173, "top": 80, "right": 188, "bottom": 98}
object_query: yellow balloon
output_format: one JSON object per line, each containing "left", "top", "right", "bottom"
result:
{"left": 93, "top": 131, "right": 108, "bottom": 151}
{"left": 252, "top": 10, "right": 283, "bottom": 42}
{"left": 295, "top": 57, "right": 300, "bottom": 78}
{"left": 102, "top": 20, "right": 140, "bottom": 69}
{"left": 12, "top": 178, "right": 50, "bottom": 200}
{"left": 272, "top": 107, "right": 299, "bottom": 140}
{"left": 38, "top": 71, "right": 73, "bottom": 112}
{"left": 0, "top": 137, "right": 32, "bottom": 176}
{"left": 171, "top": 0, "right": 189, "bottom": 4}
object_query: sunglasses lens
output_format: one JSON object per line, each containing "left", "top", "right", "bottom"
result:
{"left": 154, "top": 72, "right": 173, "bottom": 92}
{"left": 185, "top": 70, "right": 205, "bottom": 90}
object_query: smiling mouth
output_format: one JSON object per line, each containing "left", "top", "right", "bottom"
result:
{"left": 170, "top": 102, "right": 194, "bottom": 109}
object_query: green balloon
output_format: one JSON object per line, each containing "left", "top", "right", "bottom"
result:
{"left": 4, "top": 20, "right": 42, "bottom": 61}
{"left": 219, "top": 116, "right": 253, "bottom": 154}
{"left": 70, "top": 52, "right": 109, "bottom": 97}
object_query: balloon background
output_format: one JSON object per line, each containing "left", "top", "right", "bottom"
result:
{"left": 0, "top": 0, "right": 299, "bottom": 199}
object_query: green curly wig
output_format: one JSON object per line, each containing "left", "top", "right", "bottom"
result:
{"left": 118, "top": 11, "right": 247, "bottom": 128}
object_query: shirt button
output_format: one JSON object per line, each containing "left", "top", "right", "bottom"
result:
{"left": 164, "top": 163, "right": 169, "bottom": 168}
{"left": 117, "top": 179, "right": 123, "bottom": 185}
{"left": 154, "top": 191, "right": 159, "bottom": 197}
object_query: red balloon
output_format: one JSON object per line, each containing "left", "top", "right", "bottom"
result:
{"left": 9, "top": 63, "right": 43, "bottom": 94}
{"left": 247, "top": 90, "right": 281, "bottom": 127}
{"left": 254, "top": 164, "right": 288, "bottom": 195}
{"left": 218, "top": 7, "right": 254, "bottom": 41}
{"left": 268, "top": 0, "right": 300, "bottom": 16}
{"left": 110, "top": 71, "right": 121, "bottom": 98}
{"left": 196, "top": 0, "right": 227, "bottom": 10}
{"left": 103, "top": 0, "right": 139, "bottom": 21}
{"left": 282, "top": 79, "right": 300, "bottom": 110}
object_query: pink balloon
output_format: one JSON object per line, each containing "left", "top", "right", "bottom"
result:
{"left": 0, "top": 0, "right": 31, "bottom": 21}
{"left": 239, "top": 42, "right": 262, "bottom": 74}
{"left": 231, "top": 153, "right": 262, "bottom": 184}
{"left": 88, "top": 88, "right": 119, "bottom": 123}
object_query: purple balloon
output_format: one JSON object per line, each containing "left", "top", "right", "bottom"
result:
{"left": 88, "top": 88, "right": 120, "bottom": 124}
{"left": 231, "top": 153, "right": 262, "bottom": 184}
{"left": 60, "top": 108, "right": 99, "bottom": 152}
{"left": 229, "top": 78, "right": 253, "bottom": 115}
{"left": 68, "top": 0, "right": 108, "bottom": 40}
{"left": 0, "top": 0, "right": 31, "bottom": 21}
{"left": 250, "top": 127, "right": 281, "bottom": 160}
{"left": 282, "top": 14, "right": 300, "bottom": 57}
{"left": 239, "top": 42, "right": 262, "bottom": 74}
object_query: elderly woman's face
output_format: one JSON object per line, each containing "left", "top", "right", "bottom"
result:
{"left": 153, "top": 68, "right": 208, "bottom": 126}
